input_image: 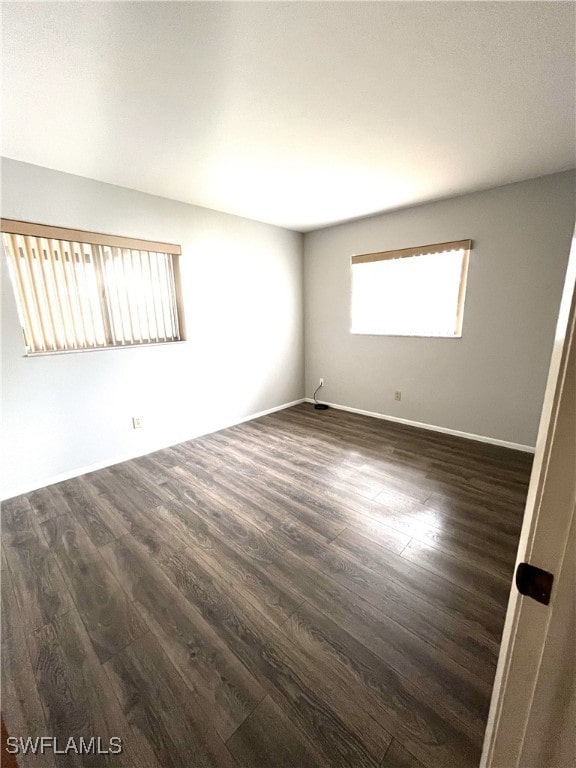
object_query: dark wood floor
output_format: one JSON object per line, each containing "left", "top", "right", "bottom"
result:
{"left": 1, "top": 404, "right": 532, "bottom": 768}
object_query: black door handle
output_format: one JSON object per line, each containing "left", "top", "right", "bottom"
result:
{"left": 515, "top": 562, "right": 554, "bottom": 605}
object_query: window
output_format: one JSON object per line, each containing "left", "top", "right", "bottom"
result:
{"left": 351, "top": 239, "right": 471, "bottom": 337}
{"left": 1, "top": 219, "right": 183, "bottom": 354}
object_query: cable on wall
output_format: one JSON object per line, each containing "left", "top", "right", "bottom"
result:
{"left": 313, "top": 382, "right": 329, "bottom": 410}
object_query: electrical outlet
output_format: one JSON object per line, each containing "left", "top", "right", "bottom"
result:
{"left": 394, "top": 391, "right": 402, "bottom": 401}
{"left": 319, "top": 378, "right": 324, "bottom": 387}
{"left": 132, "top": 416, "right": 142, "bottom": 429}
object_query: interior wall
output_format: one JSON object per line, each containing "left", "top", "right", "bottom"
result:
{"left": 1, "top": 159, "right": 304, "bottom": 499}
{"left": 303, "top": 171, "right": 575, "bottom": 448}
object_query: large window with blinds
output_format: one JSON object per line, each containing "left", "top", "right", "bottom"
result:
{"left": 351, "top": 239, "right": 472, "bottom": 337}
{"left": 1, "top": 219, "right": 183, "bottom": 354}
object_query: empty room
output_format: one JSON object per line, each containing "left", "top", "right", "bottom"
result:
{"left": 1, "top": 2, "right": 575, "bottom": 768}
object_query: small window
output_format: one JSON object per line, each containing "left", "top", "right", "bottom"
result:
{"left": 351, "top": 239, "right": 471, "bottom": 337}
{"left": 1, "top": 219, "right": 184, "bottom": 354}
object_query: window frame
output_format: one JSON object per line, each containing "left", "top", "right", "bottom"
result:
{"left": 1, "top": 218, "right": 185, "bottom": 355}
{"left": 350, "top": 239, "right": 472, "bottom": 339}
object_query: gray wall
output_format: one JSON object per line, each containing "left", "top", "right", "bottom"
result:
{"left": 1, "top": 159, "right": 304, "bottom": 498}
{"left": 304, "top": 172, "right": 575, "bottom": 448}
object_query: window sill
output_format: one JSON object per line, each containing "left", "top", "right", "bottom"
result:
{"left": 350, "top": 331, "right": 462, "bottom": 339}
{"left": 22, "top": 340, "right": 186, "bottom": 357}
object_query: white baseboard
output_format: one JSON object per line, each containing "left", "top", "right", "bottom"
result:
{"left": 1, "top": 398, "right": 306, "bottom": 501}
{"left": 3, "top": 396, "right": 532, "bottom": 500}
{"left": 304, "top": 398, "right": 535, "bottom": 453}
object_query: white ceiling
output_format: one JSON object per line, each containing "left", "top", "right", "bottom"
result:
{"left": 2, "top": 2, "right": 575, "bottom": 232}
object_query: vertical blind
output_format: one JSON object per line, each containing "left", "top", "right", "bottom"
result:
{"left": 1, "top": 220, "right": 182, "bottom": 354}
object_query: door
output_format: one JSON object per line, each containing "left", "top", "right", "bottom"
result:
{"left": 481, "top": 231, "right": 576, "bottom": 768}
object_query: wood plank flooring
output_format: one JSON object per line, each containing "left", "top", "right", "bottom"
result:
{"left": 1, "top": 404, "right": 532, "bottom": 767}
